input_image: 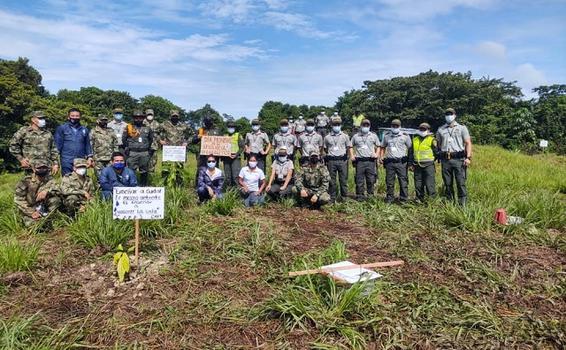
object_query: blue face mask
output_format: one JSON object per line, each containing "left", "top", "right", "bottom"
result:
{"left": 332, "top": 125, "right": 341, "bottom": 133}
{"left": 361, "top": 127, "right": 370, "bottom": 134}
{"left": 207, "top": 161, "right": 216, "bottom": 168}
{"left": 113, "top": 162, "right": 125, "bottom": 170}
{"left": 280, "top": 126, "right": 289, "bottom": 133}
{"left": 114, "top": 113, "right": 123, "bottom": 121}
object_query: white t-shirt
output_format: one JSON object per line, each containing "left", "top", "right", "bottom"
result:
{"left": 238, "top": 166, "right": 265, "bottom": 192}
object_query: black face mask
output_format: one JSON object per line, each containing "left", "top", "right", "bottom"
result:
{"left": 134, "top": 120, "right": 144, "bottom": 126}
{"left": 35, "top": 169, "right": 49, "bottom": 177}
{"left": 310, "top": 157, "right": 319, "bottom": 165}
{"left": 69, "top": 118, "right": 80, "bottom": 125}
{"left": 171, "top": 117, "right": 179, "bottom": 124}
{"left": 99, "top": 122, "right": 108, "bottom": 128}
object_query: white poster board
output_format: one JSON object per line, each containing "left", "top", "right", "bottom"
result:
{"left": 113, "top": 187, "right": 165, "bottom": 220}
{"left": 539, "top": 140, "right": 548, "bottom": 148}
{"left": 162, "top": 145, "right": 187, "bottom": 162}
{"left": 322, "top": 260, "right": 382, "bottom": 284}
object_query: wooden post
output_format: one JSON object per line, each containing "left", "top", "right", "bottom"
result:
{"left": 134, "top": 218, "right": 140, "bottom": 267}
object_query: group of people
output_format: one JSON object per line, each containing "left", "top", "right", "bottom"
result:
{"left": 9, "top": 106, "right": 472, "bottom": 226}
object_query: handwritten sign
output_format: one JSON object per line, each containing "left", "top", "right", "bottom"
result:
{"left": 539, "top": 140, "right": 548, "bottom": 148}
{"left": 200, "top": 136, "right": 232, "bottom": 157}
{"left": 162, "top": 145, "right": 187, "bottom": 162}
{"left": 113, "top": 187, "right": 165, "bottom": 220}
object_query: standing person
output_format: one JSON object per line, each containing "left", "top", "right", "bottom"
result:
{"left": 380, "top": 119, "right": 412, "bottom": 204}
{"left": 272, "top": 119, "right": 297, "bottom": 163}
{"left": 122, "top": 110, "right": 154, "bottom": 186}
{"left": 316, "top": 111, "right": 330, "bottom": 138}
{"left": 197, "top": 155, "right": 224, "bottom": 203}
{"left": 297, "top": 119, "right": 323, "bottom": 166}
{"left": 436, "top": 108, "right": 472, "bottom": 205}
{"left": 90, "top": 114, "right": 118, "bottom": 177}
{"left": 160, "top": 110, "right": 191, "bottom": 186}
{"left": 409, "top": 122, "right": 437, "bottom": 202}
{"left": 60, "top": 158, "right": 95, "bottom": 215}
{"left": 195, "top": 116, "right": 221, "bottom": 170}
{"left": 288, "top": 116, "right": 296, "bottom": 134}
{"left": 99, "top": 152, "right": 137, "bottom": 200}
{"left": 352, "top": 109, "right": 365, "bottom": 134}
{"left": 244, "top": 119, "right": 271, "bottom": 173}
{"left": 14, "top": 160, "right": 61, "bottom": 226}
{"left": 108, "top": 107, "right": 127, "bottom": 150}
{"left": 292, "top": 152, "right": 331, "bottom": 209}
{"left": 9, "top": 111, "right": 59, "bottom": 175}
{"left": 54, "top": 108, "right": 93, "bottom": 175}
{"left": 324, "top": 116, "right": 351, "bottom": 202}
{"left": 266, "top": 146, "right": 294, "bottom": 200}
{"left": 223, "top": 120, "right": 244, "bottom": 188}
{"left": 238, "top": 155, "right": 266, "bottom": 207}
{"left": 350, "top": 119, "right": 381, "bottom": 201}
{"left": 295, "top": 115, "right": 306, "bottom": 130}
{"left": 145, "top": 109, "right": 161, "bottom": 173}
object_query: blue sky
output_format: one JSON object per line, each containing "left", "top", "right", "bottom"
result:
{"left": 1, "top": 0, "right": 564, "bottom": 117}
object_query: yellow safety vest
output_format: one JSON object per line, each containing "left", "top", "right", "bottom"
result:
{"left": 353, "top": 114, "right": 365, "bottom": 127}
{"left": 413, "top": 135, "right": 435, "bottom": 163}
{"left": 228, "top": 132, "right": 240, "bottom": 153}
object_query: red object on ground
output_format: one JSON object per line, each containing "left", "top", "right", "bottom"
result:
{"left": 494, "top": 208, "right": 508, "bottom": 225}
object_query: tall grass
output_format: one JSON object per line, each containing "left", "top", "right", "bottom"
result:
{"left": 0, "top": 314, "right": 82, "bottom": 349}
{"left": 0, "top": 238, "right": 39, "bottom": 273}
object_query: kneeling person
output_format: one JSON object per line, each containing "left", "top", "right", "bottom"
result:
{"left": 15, "top": 161, "right": 61, "bottom": 226}
{"left": 266, "top": 146, "right": 294, "bottom": 200}
{"left": 238, "top": 155, "right": 266, "bottom": 207}
{"left": 197, "top": 155, "right": 224, "bottom": 203}
{"left": 293, "top": 153, "right": 331, "bottom": 208}
{"left": 60, "top": 158, "right": 95, "bottom": 214}
{"left": 99, "top": 152, "right": 138, "bottom": 200}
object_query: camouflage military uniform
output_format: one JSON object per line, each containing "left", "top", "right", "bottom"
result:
{"left": 160, "top": 120, "right": 192, "bottom": 184}
{"left": 60, "top": 169, "right": 95, "bottom": 215}
{"left": 15, "top": 173, "right": 61, "bottom": 226}
{"left": 90, "top": 125, "right": 118, "bottom": 175}
{"left": 292, "top": 163, "right": 331, "bottom": 207}
{"left": 146, "top": 119, "right": 161, "bottom": 171}
{"left": 9, "top": 126, "right": 59, "bottom": 170}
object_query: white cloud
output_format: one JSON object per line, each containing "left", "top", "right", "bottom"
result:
{"left": 513, "top": 63, "right": 547, "bottom": 89}
{"left": 474, "top": 41, "right": 507, "bottom": 60}
{"left": 376, "top": 0, "right": 497, "bottom": 21}
{"left": 199, "top": 0, "right": 257, "bottom": 23}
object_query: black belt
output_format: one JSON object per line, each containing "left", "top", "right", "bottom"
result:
{"left": 355, "top": 157, "right": 376, "bottom": 162}
{"left": 326, "top": 155, "right": 347, "bottom": 161}
{"left": 129, "top": 149, "right": 149, "bottom": 153}
{"left": 441, "top": 151, "right": 465, "bottom": 159}
{"left": 383, "top": 157, "right": 408, "bottom": 164}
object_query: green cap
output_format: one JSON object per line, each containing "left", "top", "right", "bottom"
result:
{"left": 145, "top": 109, "right": 154, "bottom": 116}
{"left": 132, "top": 110, "right": 145, "bottom": 117}
{"left": 251, "top": 119, "right": 260, "bottom": 125}
{"left": 97, "top": 114, "right": 109, "bottom": 121}
{"left": 419, "top": 122, "right": 431, "bottom": 130}
{"left": 73, "top": 158, "right": 88, "bottom": 167}
{"left": 331, "top": 116, "right": 342, "bottom": 125}
{"left": 170, "top": 109, "right": 180, "bottom": 117}
{"left": 30, "top": 111, "right": 45, "bottom": 119}
{"left": 112, "top": 107, "right": 124, "bottom": 114}
{"left": 445, "top": 108, "right": 456, "bottom": 115}
{"left": 391, "top": 119, "right": 401, "bottom": 126}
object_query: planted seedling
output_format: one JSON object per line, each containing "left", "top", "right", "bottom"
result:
{"left": 113, "top": 244, "right": 134, "bottom": 282}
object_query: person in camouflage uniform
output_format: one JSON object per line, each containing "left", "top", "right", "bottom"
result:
{"left": 90, "top": 114, "right": 118, "bottom": 176}
{"left": 292, "top": 152, "right": 331, "bottom": 208}
{"left": 123, "top": 110, "right": 155, "bottom": 186}
{"left": 14, "top": 160, "right": 61, "bottom": 226}
{"left": 60, "top": 158, "right": 95, "bottom": 215}
{"left": 160, "top": 110, "right": 192, "bottom": 185}
{"left": 144, "top": 109, "right": 161, "bottom": 172}
{"left": 9, "top": 111, "right": 59, "bottom": 174}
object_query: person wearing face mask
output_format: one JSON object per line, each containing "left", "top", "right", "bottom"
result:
{"left": 295, "top": 123, "right": 305, "bottom": 141}
{"left": 194, "top": 116, "right": 221, "bottom": 179}
{"left": 316, "top": 111, "right": 330, "bottom": 138}
{"left": 436, "top": 108, "right": 472, "bottom": 206}
{"left": 90, "top": 114, "right": 118, "bottom": 177}
{"left": 379, "top": 119, "right": 412, "bottom": 204}
{"left": 223, "top": 120, "right": 244, "bottom": 188}
{"left": 323, "top": 116, "right": 352, "bottom": 203}
{"left": 409, "top": 123, "right": 438, "bottom": 202}
{"left": 288, "top": 116, "right": 296, "bottom": 134}
{"left": 10, "top": 111, "right": 59, "bottom": 175}
{"left": 244, "top": 119, "right": 271, "bottom": 173}
{"left": 160, "top": 110, "right": 192, "bottom": 186}
{"left": 297, "top": 119, "right": 323, "bottom": 166}
{"left": 238, "top": 155, "right": 266, "bottom": 207}
{"left": 54, "top": 108, "right": 94, "bottom": 175}
{"left": 144, "top": 109, "right": 161, "bottom": 173}
{"left": 123, "top": 110, "right": 154, "bottom": 186}
{"left": 197, "top": 155, "right": 224, "bottom": 203}
{"left": 350, "top": 119, "right": 381, "bottom": 201}
{"left": 292, "top": 152, "right": 331, "bottom": 208}
{"left": 352, "top": 109, "right": 366, "bottom": 134}
{"left": 295, "top": 115, "right": 306, "bottom": 130}
{"left": 108, "top": 107, "right": 127, "bottom": 149}
{"left": 60, "top": 158, "right": 95, "bottom": 215}
{"left": 266, "top": 146, "right": 294, "bottom": 200}
{"left": 14, "top": 160, "right": 61, "bottom": 226}
{"left": 272, "top": 119, "right": 297, "bottom": 163}
{"left": 99, "top": 152, "right": 138, "bottom": 200}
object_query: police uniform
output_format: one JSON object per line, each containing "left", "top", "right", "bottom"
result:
{"left": 411, "top": 124, "right": 437, "bottom": 201}
{"left": 315, "top": 113, "right": 330, "bottom": 138}
{"left": 123, "top": 111, "right": 154, "bottom": 186}
{"left": 324, "top": 118, "right": 351, "bottom": 202}
{"left": 267, "top": 148, "right": 294, "bottom": 199}
{"left": 436, "top": 114, "right": 471, "bottom": 205}
{"left": 108, "top": 108, "right": 127, "bottom": 149}
{"left": 351, "top": 124, "right": 380, "bottom": 200}
{"left": 244, "top": 123, "right": 270, "bottom": 173}
{"left": 297, "top": 121, "right": 323, "bottom": 164}
{"left": 382, "top": 120, "right": 412, "bottom": 203}
{"left": 60, "top": 158, "right": 95, "bottom": 215}
{"left": 272, "top": 130, "right": 297, "bottom": 160}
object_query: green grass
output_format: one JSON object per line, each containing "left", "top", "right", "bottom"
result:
{"left": 0, "top": 238, "right": 39, "bottom": 273}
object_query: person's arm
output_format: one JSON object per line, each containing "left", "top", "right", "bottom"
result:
{"left": 244, "top": 134, "right": 251, "bottom": 154}
{"left": 54, "top": 125, "right": 64, "bottom": 153}
{"left": 148, "top": 129, "right": 155, "bottom": 152}
{"left": 282, "top": 168, "right": 293, "bottom": 189}
{"left": 237, "top": 134, "right": 245, "bottom": 156}
{"left": 266, "top": 167, "right": 276, "bottom": 190}
{"left": 294, "top": 170, "right": 303, "bottom": 192}
{"left": 408, "top": 136, "right": 415, "bottom": 165}
{"left": 238, "top": 168, "right": 249, "bottom": 192}
{"left": 257, "top": 175, "right": 266, "bottom": 194}
{"left": 122, "top": 129, "right": 128, "bottom": 153}
{"left": 463, "top": 126, "right": 472, "bottom": 166}
{"left": 214, "top": 173, "right": 224, "bottom": 195}
{"left": 8, "top": 129, "right": 24, "bottom": 162}
{"left": 98, "top": 169, "right": 114, "bottom": 192}
{"left": 316, "top": 167, "right": 330, "bottom": 196}
{"left": 263, "top": 134, "right": 271, "bottom": 154}
{"left": 85, "top": 128, "right": 93, "bottom": 159}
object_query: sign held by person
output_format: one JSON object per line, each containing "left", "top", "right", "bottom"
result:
{"left": 162, "top": 145, "right": 187, "bottom": 162}
{"left": 200, "top": 136, "right": 232, "bottom": 157}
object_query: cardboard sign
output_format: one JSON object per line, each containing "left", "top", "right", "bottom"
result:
{"left": 162, "top": 145, "right": 187, "bottom": 162}
{"left": 113, "top": 187, "right": 165, "bottom": 220}
{"left": 539, "top": 140, "right": 549, "bottom": 148}
{"left": 200, "top": 136, "right": 232, "bottom": 157}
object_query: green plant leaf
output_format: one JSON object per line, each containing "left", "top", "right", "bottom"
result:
{"left": 117, "top": 253, "right": 130, "bottom": 282}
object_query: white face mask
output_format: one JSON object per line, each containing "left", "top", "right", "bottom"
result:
{"left": 114, "top": 113, "right": 123, "bottom": 121}
{"left": 146, "top": 115, "right": 154, "bottom": 121}
{"left": 252, "top": 125, "right": 260, "bottom": 132}
{"left": 361, "top": 126, "right": 370, "bottom": 134}
{"left": 37, "top": 119, "right": 46, "bottom": 128}
{"left": 391, "top": 127, "right": 400, "bottom": 135}
{"left": 227, "top": 128, "right": 236, "bottom": 134}
{"left": 76, "top": 168, "right": 87, "bottom": 176}
{"left": 207, "top": 161, "right": 216, "bottom": 168}
{"left": 280, "top": 126, "right": 289, "bottom": 133}
{"left": 299, "top": 116, "right": 303, "bottom": 119}
{"left": 248, "top": 161, "right": 257, "bottom": 168}
{"left": 278, "top": 155, "right": 287, "bottom": 162}
{"left": 306, "top": 126, "right": 314, "bottom": 133}
{"left": 417, "top": 130, "right": 428, "bottom": 137}
{"left": 445, "top": 114, "right": 456, "bottom": 124}
{"left": 332, "top": 125, "right": 341, "bottom": 133}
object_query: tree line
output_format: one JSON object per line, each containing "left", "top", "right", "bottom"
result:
{"left": 1, "top": 57, "right": 564, "bottom": 170}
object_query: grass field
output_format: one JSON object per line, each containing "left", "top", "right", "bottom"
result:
{"left": 0, "top": 145, "right": 564, "bottom": 349}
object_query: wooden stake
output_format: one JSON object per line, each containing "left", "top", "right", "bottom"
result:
{"left": 134, "top": 218, "right": 140, "bottom": 267}
{"left": 288, "top": 260, "right": 404, "bottom": 277}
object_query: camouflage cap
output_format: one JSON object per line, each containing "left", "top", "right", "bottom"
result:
{"left": 32, "top": 159, "right": 49, "bottom": 168}
{"left": 391, "top": 119, "right": 401, "bottom": 126}
{"left": 361, "top": 119, "right": 371, "bottom": 126}
{"left": 445, "top": 108, "right": 456, "bottom": 115}
{"left": 251, "top": 118, "right": 260, "bottom": 125}
{"left": 170, "top": 110, "right": 180, "bottom": 117}
{"left": 419, "top": 122, "right": 431, "bottom": 130}
{"left": 280, "top": 118, "right": 289, "bottom": 125}
{"left": 306, "top": 119, "right": 315, "bottom": 126}
{"left": 145, "top": 109, "right": 154, "bottom": 116}
{"left": 331, "top": 116, "right": 342, "bottom": 125}
{"left": 31, "top": 111, "right": 45, "bottom": 119}
{"left": 132, "top": 110, "right": 145, "bottom": 117}
{"left": 97, "top": 114, "right": 109, "bottom": 121}
{"left": 73, "top": 158, "right": 88, "bottom": 167}
{"left": 112, "top": 108, "right": 124, "bottom": 114}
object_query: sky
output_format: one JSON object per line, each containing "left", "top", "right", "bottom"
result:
{"left": 0, "top": 0, "right": 564, "bottom": 117}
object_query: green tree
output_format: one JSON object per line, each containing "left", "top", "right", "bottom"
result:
{"left": 187, "top": 104, "right": 223, "bottom": 128}
{"left": 139, "top": 95, "right": 184, "bottom": 122}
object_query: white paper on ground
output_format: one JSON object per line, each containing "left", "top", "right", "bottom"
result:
{"left": 322, "top": 260, "right": 382, "bottom": 284}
